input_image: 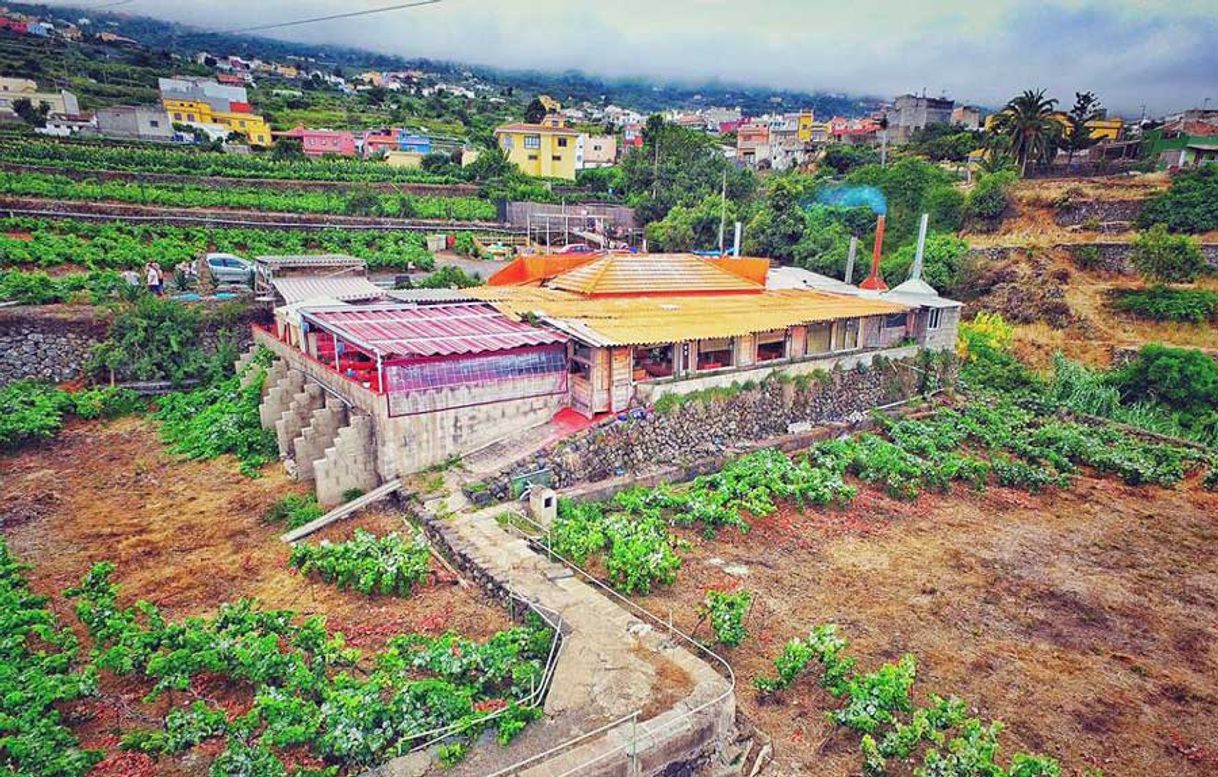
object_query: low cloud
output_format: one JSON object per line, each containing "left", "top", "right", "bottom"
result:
{"left": 54, "top": 0, "right": 1218, "bottom": 115}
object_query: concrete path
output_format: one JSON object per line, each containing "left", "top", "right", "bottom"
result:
{"left": 414, "top": 506, "right": 736, "bottom": 777}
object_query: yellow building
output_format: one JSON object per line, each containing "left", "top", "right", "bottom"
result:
{"left": 162, "top": 98, "right": 272, "bottom": 146}
{"left": 1084, "top": 117, "right": 1123, "bottom": 141}
{"left": 796, "top": 111, "right": 815, "bottom": 143}
{"left": 493, "top": 121, "right": 580, "bottom": 180}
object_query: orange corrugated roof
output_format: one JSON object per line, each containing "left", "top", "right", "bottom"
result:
{"left": 487, "top": 254, "right": 600, "bottom": 286}
{"left": 548, "top": 253, "right": 763, "bottom": 296}
{"left": 466, "top": 286, "right": 910, "bottom": 346}
{"left": 705, "top": 257, "right": 771, "bottom": 285}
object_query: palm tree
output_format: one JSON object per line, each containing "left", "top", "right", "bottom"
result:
{"left": 989, "top": 89, "right": 1062, "bottom": 177}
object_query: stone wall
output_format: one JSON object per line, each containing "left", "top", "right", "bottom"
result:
{"left": 0, "top": 303, "right": 256, "bottom": 386}
{"left": 1053, "top": 199, "right": 1143, "bottom": 229}
{"left": 0, "top": 306, "right": 109, "bottom": 384}
{"left": 477, "top": 353, "right": 954, "bottom": 496}
{"left": 968, "top": 243, "right": 1218, "bottom": 276}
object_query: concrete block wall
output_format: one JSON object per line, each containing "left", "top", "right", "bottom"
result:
{"left": 292, "top": 398, "right": 348, "bottom": 482}
{"left": 258, "top": 367, "right": 305, "bottom": 430}
{"left": 315, "top": 414, "right": 380, "bottom": 507}
{"left": 275, "top": 383, "right": 324, "bottom": 456}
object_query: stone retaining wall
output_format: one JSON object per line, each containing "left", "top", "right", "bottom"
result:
{"left": 0, "top": 195, "right": 513, "bottom": 232}
{"left": 1052, "top": 199, "right": 1143, "bottom": 229}
{"left": 0, "top": 162, "right": 481, "bottom": 197}
{"left": 968, "top": 243, "right": 1218, "bottom": 275}
{"left": 476, "top": 354, "right": 953, "bottom": 498}
{"left": 0, "top": 303, "right": 255, "bottom": 385}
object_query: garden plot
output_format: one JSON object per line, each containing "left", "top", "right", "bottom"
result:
{"left": 0, "top": 415, "right": 551, "bottom": 776}
{"left": 546, "top": 403, "right": 1218, "bottom": 776}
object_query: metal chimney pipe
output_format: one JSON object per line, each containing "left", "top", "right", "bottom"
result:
{"left": 858, "top": 214, "right": 888, "bottom": 290}
{"left": 910, "top": 213, "right": 929, "bottom": 281}
{"left": 844, "top": 236, "right": 858, "bottom": 283}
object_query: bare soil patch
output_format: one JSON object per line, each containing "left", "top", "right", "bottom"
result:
{"left": 0, "top": 416, "right": 510, "bottom": 774}
{"left": 632, "top": 476, "right": 1218, "bottom": 777}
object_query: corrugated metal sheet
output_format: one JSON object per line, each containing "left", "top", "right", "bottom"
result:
{"left": 256, "top": 254, "right": 366, "bottom": 270}
{"left": 467, "top": 286, "right": 910, "bottom": 346}
{"left": 548, "top": 254, "right": 762, "bottom": 296}
{"left": 272, "top": 276, "right": 385, "bottom": 305}
{"left": 305, "top": 303, "right": 568, "bottom": 358}
{"left": 386, "top": 288, "right": 484, "bottom": 304}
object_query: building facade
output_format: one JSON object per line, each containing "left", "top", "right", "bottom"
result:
{"left": 890, "top": 94, "right": 955, "bottom": 142}
{"left": 494, "top": 120, "right": 580, "bottom": 179}
{"left": 158, "top": 76, "right": 271, "bottom": 145}
{"left": 273, "top": 126, "right": 357, "bottom": 157}
{"left": 94, "top": 105, "right": 174, "bottom": 142}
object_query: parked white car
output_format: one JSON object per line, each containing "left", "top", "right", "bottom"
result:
{"left": 206, "top": 253, "right": 254, "bottom": 285}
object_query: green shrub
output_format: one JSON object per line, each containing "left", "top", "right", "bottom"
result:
{"left": 289, "top": 530, "right": 432, "bottom": 596}
{"left": 0, "top": 380, "right": 72, "bottom": 449}
{"left": 1112, "top": 286, "right": 1218, "bottom": 322}
{"left": 89, "top": 295, "right": 208, "bottom": 384}
{"left": 1072, "top": 245, "right": 1101, "bottom": 270}
{"left": 1130, "top": 224, "right": 1206, "bottom": 283}
{"left": 152, "top": 355, "right": 277, "bottom": 476}
{"left": 71, "top": 387, "right": 146, "bottom": 420}
{"left": 882, "top": 232, "right": 970, "bottom": 292}
{"left": 701, "top": 589, "right": 752, "bottom": 647}
{"left": 1109, "top": 344, "right": 1218, "bottom": 444}
{"left": 1138, "top": 165, "right": 1218, "bottom": 233}
{"left": 263, "top": 493, "right": 325, "bottom": 529}
{"left": 964, "top": 171, "right": 1015, "bottom": 225}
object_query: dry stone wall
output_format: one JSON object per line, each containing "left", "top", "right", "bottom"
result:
{"left": 477, "top": 354, "right": 953, "bottom": 498}
{"left": 0, "top": 303, "right": 255, "bottom": 386}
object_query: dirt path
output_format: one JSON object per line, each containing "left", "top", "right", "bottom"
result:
{"left": 633, "top": 476, "right": 1218, "bottom": 777}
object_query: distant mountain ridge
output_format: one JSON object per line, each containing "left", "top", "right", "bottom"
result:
{"left": 15, "top": 1, "right": 878, "bottom": 117}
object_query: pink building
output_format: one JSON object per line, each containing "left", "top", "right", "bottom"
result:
{"left": 273, "top": 125, "right": 357, "bottom": 157}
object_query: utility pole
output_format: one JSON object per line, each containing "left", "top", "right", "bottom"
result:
{"left": 717, "top": 169, "right": 727, "bottom": 255}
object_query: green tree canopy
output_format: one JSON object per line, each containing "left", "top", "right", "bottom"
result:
{"left": 987, "top": 89, "right": 1062, "bottom": 176}
{"left": 620, "top": 116, "right": 755, "bottom": 223}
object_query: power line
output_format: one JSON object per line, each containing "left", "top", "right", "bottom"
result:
{"left": 87, "top": 0, "right": 135, "bottom": 8}
{"left": 224, "top": 0, "right": 442, "bottom": 35}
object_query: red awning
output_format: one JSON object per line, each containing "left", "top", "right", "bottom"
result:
{"left": 304, "top": 303, "right": 567, "bottom": 359}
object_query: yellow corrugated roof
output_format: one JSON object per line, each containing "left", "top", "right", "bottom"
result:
{"left": 547, "top": 253, "right": 763, "bottom": 295}
{"left": 466, "top": 286, "right": 910, "bottom": 346}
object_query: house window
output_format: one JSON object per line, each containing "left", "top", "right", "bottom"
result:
{"left": 500, "top": 135, "right": 514, "bottom": 150}
{"left": 756, "top": 330, "right": 787, "bottom": 362}
{"left": 927, "top": 308, "right": 943, "bottom": 330}
{"left": 528, "top": 154, "right": 538, "bottom": 161}
{"left": 523, "top": 134, "right": 541, "bottom": 149}
{"left": 187, "top": 114, "right": 195, "bottom": 121}
{"left": 570, "top": 343, "right": 594, "bottom": 380}
{"left": 173, "top": 112, "right": 182, "bottom": 120}
{"left": 552, "top": 154, "right": 562, "bottom": 161}
{"left": 557, "top": 137, "right": 568, "bottom": 147}
{"left": 697, "top": 338, "right": 734, "bottom": 371}
{"left": 806, "top": 322, "right": 833, "bottom": 355}
{"left": 834, "top": 319, "right": 861, "bottom": 351}
{"left": 149, "top": 120, "right": 159, "bottom": 127}
{"left": 633, "top": 344, "right": 674, "bottom": 380}
{"left": 884, "top": 312, "right": 907, "bottom": 329}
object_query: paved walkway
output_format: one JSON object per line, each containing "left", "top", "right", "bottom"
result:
{"left": 418, "top": 505, "right": 735, "bottom": 777}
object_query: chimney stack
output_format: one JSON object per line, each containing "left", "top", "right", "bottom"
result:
{"left": 858, "top": 214, "right": 888, "bottom": 290}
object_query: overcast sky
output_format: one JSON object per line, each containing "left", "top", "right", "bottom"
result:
{"left": 56, "top": 0, "right": 1218, "bottom": 116}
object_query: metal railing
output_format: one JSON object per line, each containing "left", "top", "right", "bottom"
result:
{"left": 390, "top": 587, "right": 566, "bottom": 758}
{"left": 486, "top": 508, "right": 737, "bottom": 777}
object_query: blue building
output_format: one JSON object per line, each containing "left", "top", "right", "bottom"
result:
{"left": 397, "top": 131, "right": 431, "bottom": 154}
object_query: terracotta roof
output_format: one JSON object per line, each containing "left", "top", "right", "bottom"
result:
{"left": 547, "top": 253, "right": 764, "bottom": 296}
{"left": 303, "top": 303, "right": 567, "bottom": 359}
{"left": 467, "top": 286, "right": 910, "bottom": 347}
{"left": 494, "top": 122, "right": 581, "bottom": 135}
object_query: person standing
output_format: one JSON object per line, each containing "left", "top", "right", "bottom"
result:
{"left": 145, "top": 262, "right": 158, "bottom": 295}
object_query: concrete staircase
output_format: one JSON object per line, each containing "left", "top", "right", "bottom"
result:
{"left": 251, "top": 353, "right": 382, "bottom": 506}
